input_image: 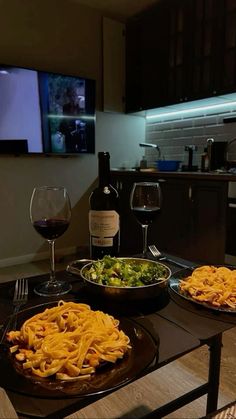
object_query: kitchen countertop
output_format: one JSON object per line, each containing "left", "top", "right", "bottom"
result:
{"left": 111, "top": 169, "right": 236, "bottom": 181}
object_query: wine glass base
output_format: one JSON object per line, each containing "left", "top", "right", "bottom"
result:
{"left": 34, "top": 280, "right": 72, "bottom": 297}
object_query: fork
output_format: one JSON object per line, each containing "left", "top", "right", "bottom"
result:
{"left": 148, "top": 245, "right": 161, "bottom": 258}
{"left": 0, "top": 278, "right": 28, "bottom": 345}
{"left": 148, "top": 245, "right": 193, "bottom": 270}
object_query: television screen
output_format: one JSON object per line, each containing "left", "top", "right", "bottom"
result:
{"left": 0, "top": 65, "right": 96, "bottom": 155}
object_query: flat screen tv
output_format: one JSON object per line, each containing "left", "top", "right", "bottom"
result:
{"left": 0, "top": 64, "right": 96, "bottom": 155}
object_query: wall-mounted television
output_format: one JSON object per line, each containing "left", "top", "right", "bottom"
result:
{"left": 0, "top": 64, "right": 96, "bottom": 155}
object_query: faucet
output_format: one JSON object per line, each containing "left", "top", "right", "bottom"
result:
{"left": 139, "top": 142, "right": 161, "bottom": 159}
{"left": 206, "top": 138, "right": 214, "bottom": 171}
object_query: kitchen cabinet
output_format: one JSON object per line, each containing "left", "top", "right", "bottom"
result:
{"left": 216, "top": 0, "right": 236, "bottom": 93}
{"left": 185, "top": 180, "right": 227, "bottom": 263}
{"left": 103, "top": 18, "right": 125, "bottom": 113}
{"left": 111, "top": 171, "right": 228, "bottom": 264}
{"left": 126, "top": 2, "right": 170, "bottom": 112}
{"left": 126, "top": 0, "right": 236, "bottom": 112}
{"left": 186, "top": 0, "right": 236, "bottom": 99}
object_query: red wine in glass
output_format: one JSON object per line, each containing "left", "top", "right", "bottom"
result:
{"left": 30, "top": 186, "right": 71, "bottom": 297}
{"left": 130, "top": 182, "right": 162, "bottom": 257}
{"left": 33, "top": 219, "right": 69, "bottom": 240}
{"left": 131, "top": 206, "right": 160, "bottom": 225}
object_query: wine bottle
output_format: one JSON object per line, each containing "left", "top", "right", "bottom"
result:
{"left": 89, "top": 151, "right": 120, "bottom": 259}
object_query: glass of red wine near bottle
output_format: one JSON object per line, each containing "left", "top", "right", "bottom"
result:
{"left": 89, "top": 152, "right": 120, "bottom": 259}
{"left": 30, "top": 186, "right": 72, "bottom": 296}
{"left": 130, "top": 182, "right": 161, "bottom": 257}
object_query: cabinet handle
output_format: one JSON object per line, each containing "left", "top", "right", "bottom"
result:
{"left": 188, "top": 185, "right": 192, "bottom": 200}
{"left": 157, "top": 179, "right": 166, "bottom": 183}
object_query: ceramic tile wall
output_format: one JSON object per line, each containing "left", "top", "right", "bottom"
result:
{"left": 145, "top": 109, "right": 236, "bottom": 169}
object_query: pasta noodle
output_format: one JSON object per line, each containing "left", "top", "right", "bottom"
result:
{"left": 7, "top": 300, "right": 131, "bottom": 381}
{"left": 179, "top": 265, "right": 236, "bottom": 309}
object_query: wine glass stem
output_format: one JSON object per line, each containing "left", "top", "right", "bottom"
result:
{"left": 141, "top": 224, "right": 148, "bottom": 257}
{"left": 48, "top": 240, "right": 56, "bottom": 282}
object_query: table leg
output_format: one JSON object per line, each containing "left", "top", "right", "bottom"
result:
{"left": 143, "top": 334, "right": 223, "bottom": 419}
{"left": 206, "top": 333, "right": 222, "bottom": 415}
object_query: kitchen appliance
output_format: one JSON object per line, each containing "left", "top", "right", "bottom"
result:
{"left": 208, "top": 141, "right": 227, "bottom": 171}
{"left": 182, "top": 145, "right": 198, "bottom": 172}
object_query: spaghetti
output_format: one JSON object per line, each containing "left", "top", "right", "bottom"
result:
{"left": 7, "top": 300, "right": 131, "bottom": 381}
{"left": 179, "top": 265, "right": 236, "bottom": 309}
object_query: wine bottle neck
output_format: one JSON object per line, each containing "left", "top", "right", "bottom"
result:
{"left": 98, "top": 152, "right": 111, "bottom": 187}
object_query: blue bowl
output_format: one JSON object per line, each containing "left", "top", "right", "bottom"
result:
{"left": 156, "top": 160, "right": 181, "bottom": 171}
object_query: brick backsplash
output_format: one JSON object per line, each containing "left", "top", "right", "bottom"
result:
{"left": 145, "top": 110, "right": 236, "bottom": 169}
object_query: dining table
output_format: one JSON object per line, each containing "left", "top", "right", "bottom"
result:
{"left": 1, "top": 253, "right": 236, "bottom": 419}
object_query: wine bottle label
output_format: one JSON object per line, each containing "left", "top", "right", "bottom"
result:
{"left": 91, "top": 237, "right": 113, "bottom": 247}
{"left": 89, "top": 210, "right": 119, "bottom": 238}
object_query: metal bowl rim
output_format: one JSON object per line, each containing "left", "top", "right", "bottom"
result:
{"left": 80, "top": 257, "right": 172, "bottom": 290}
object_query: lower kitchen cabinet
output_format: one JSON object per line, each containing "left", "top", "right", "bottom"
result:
{"left": 111, "top": 172, "right": 228, "bottom": 264}
{"left": 185, "top": 180, "right": 227, "bottom": 263}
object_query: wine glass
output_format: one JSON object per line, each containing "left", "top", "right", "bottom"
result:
{"left": 30, "top": 186, "right": 72, "bottom": 297}
{"left": 130, "top": 182, "right": 162, "bottom": 257}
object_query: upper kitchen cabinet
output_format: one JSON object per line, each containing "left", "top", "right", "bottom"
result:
{"left": 126, "top": 0, "right": 236, "bottom": 112}
{"left": 103, "top": 18, "right": 125, "bottom": 113}
{"left": 187, "top": 0, "right": 229, "bottom": 100}
{"left": 126, "top": 1, "right": 170, "bottom": 112}
{"left": 217, "top": 0, "right": 236, "bottom": 93}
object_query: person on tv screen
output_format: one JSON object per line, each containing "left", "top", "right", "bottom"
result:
{"left": 59, "top": 84, "right": 86, "bottom": 152}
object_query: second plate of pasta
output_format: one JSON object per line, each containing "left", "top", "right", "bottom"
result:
{"left": 169, "top": 265, "right": 236, "bottom": 313}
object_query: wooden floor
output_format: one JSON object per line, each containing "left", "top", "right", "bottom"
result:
{"left": 65, "top": 332, "right": 236, "bottom": 419}
{"left": 1, "top": 257, "right": 236, "bottom": 419}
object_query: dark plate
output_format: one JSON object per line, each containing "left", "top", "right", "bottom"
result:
{"left": 0, "top": 301, "right": 158, "bottom": 399}
{"left": 169, "top": 272, "right": 236, "bottom": 314}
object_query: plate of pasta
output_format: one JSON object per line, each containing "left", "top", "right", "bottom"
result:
{"left": 169, "top": 265, "right": 236, "bottom": 312}
{"left": 0, "top": 300, "right": 158, "bottom": 398}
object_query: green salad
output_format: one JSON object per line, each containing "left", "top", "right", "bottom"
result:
{"left": 83, "top": 255, "right": 169, "bottom": 287}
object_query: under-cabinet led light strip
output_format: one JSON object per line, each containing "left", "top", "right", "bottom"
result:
{"left": 146, "top": 101, "right": 236, "bottom": 120}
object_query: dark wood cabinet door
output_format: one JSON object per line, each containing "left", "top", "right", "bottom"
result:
{"left": 165, "top": 0, "right": 191, "bottom": 104}
{"left": 140, "top": 4, "right": 170, "bottom": 109}
{"left": 183, "top": 0, "right": 221, "bottom": 100}
{"left": 126, "top": 2, "right": 170, "bottom": 112}
{"left": 187, "top": 180, "right": 228, "bottom": 263}
{"left": 217, "top": 0, "right": 236, "bottom": 93}
{"left": 148, "top": 178, "right": 190, "bottom": 255}
{"left": 126, "top": 17, "right": 144, "bottom": 113}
